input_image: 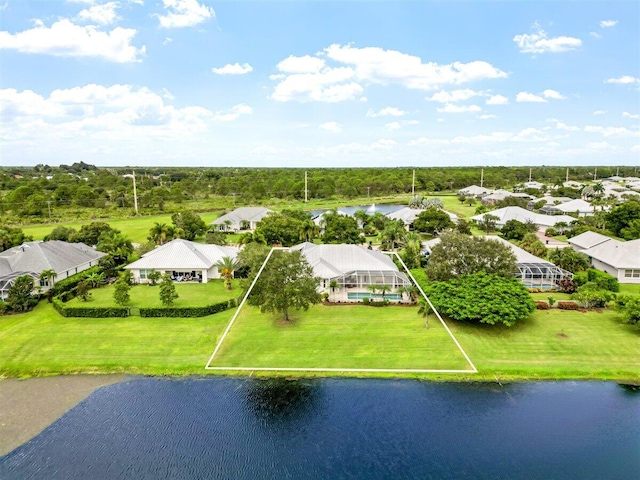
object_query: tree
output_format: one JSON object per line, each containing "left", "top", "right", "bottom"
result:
{"left": 413, "top": 208, "right": 455, "bottom": 235}
{"left": 38, "top": 269, "right": 58, "bottom": 288}
{"left": 606, "top": 201, "right": 640, "bottom": 238}
{"left": 113, "top": 278, "right": 131, "bottom": 306}
{"left": 399, "top": 233, "right": 423, "bottom": 269}
{"left": 620, "top": 219, "right": 640, "bottom": 241}
{"left": 0, "top": 225, "right": 33, "bottom": 251}
{"left": 466, "top": 197, "right": 477, "bottom": 207}
{"left": 205, "top": 230, "right": 228, "bottom": 245}
{"left": 248, "top": 250, "right": 321, "bottom": 322}
{"left": 425, "top": 231, "right": 517, "bottom": 282}
{"left": 455, "top": 218, "right": 472, "bottom": 235}
{"left": 479, "top": 214, "right": 499, "bottom": 233}
{"left": 380, "top": 221, "right": 406, "bottom": 251}
{"left": 425, "top": 272, "right": 535, "bottom": 327}
{"left": 548, "top": 248, "right": 590, "bottom": 273}
{"left": 43, "top": 225, "right": 77, "bottom": 242}
{"left": 501, "top": 219, "right": 530, "bottom": 241}
{"left": 236, "top": 243, "right": 270, "bottom": 284}
{"left": 614, "top": 295, "right": 640, "bottom": 327}
{"left": 7, "top": 275, "right": 36, "bottom": 312}
{"left": 159, "top": 274, "right": 179, "bottom": 306}
{"left": 147, "top": 270, "right": 161, "bottom": 286}
{"left": 76, "top": 279, "right": 92, "bottom": 302}
{"left": 255, "top": 210, "right": 309, "bottom": 246}
{"left": 457, "top": 194, "right": 466, "bottom": 204}
{"left": 572, "top": 282, "right": 613, "bottom": 309}
{"left": 71, "top": 222, "right": 116, "bottom": 246}
{"left": 321, "top": 212, "right": 364, "bottom": 244}
{"left": 171, "top": 211, "right": 206, "bottom": 241}
{"left": 519, "top": 233, "right": 548, "bottom": 258}
{"left": 148, "top": 222, "right": 169, "bottom": 245}
{"left": 398, "top": 284, "right": 419, "bottom": 304}
{"left": 97, "top": 232, "right": 134, "bottom": 266}
{"left": 215, "top": 256, "right": 240, "bottom": 290}
{"left": 329, "top": 279, "right": 339, "bottom": 302}
{"left": 417, "top": 296, "right": 433, "bottom": 329}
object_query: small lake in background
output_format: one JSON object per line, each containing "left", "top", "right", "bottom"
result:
{"left": 309, "top": 203, "right": 406, "bottom": 218}
{"left": 1, "top": 379, "right": 639, "bottom": 479}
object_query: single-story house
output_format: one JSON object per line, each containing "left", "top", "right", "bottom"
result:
{"left": 125, "top": 239, "right": 239, "bottom": 284}
{"left": 457, "top": 185, "right": 491, "bottom": 198}
{"left": 580, "top": 238, "right": 640, "bottom": 284}
{"left": 527, "top": 196, "right": 573, "bottom": 211}
{"left": 471, "top": 206, "right": 575, "bottom": 232}
{"left": 292, "top": 242, "right": 411, "bottom": 302}
{"left": 481, "top": 190, "right": 534, "bottom": 205}
{"left": 540, "top": 199, "right": 594, "bottom": 217}
{"left": 567, "top": 231, "right": 613, "bottom": 252}
{"left": 562, "top": 181, "right": 584, "bottom": 189}
{"left": 0, "top": 241, "right": 105, "bottom": 300}
{"left": 312, "top": 209, "right": 349, "bottom": 227}
{"left": 521, "top": 181, "right": 546, "bottom": 190}
{"left": 423, "top": 236, "right": 572, "bottom": 289}
{"left": 385, "top": 207, "right": 458, "bottom": 230}
{"left": 211, "top": 207, "right": 273, "bottom": 232}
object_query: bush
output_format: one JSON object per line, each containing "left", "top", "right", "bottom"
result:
{"left": 369, "top": 300, "right": 390, "bottom": 307}
{"left": 139, "top": 298, "right": 239, "bottom": 317}
{"left": 587, "top": 269, "right": 619, "bottom": 292}
{"left": 545, "top": 228, "right": 558, "bottom": 237}
{"left": 52, "top": 296, "right": 129, "bottom": 317}
{"left": 535, "top": 301, "right": 550, "bottom": 310}
{"left": 572, "top": 283, "right": 614, "bottom": 309}
{"left": 557, "top": 277, "right": 576, "bottom": 294}
{"left": 362, "top": 297, "right": 370, "bottom": 305}
{"left": 557, "top": 301, "right": 579, "bottom": 310}
{"left": 51, "top": 265, "right": 103, "bottom": 297}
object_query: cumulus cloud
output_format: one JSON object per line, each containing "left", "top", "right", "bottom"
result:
{"left": 366, "top": 107, "right": 407, "bottom": 117}
{"left": 212, "top": 103, "right": 252, "bottom": 121}
{"left": 516, "top": 92, "right": 547, "bottom": 103}
{"left": 270, "top": 43, "right": 507, "bottom": 102}
{"left": 211, "top": 63, "right": 253, "bottom": 75}
{"left": 486, "top": 94, "right": 509, "bottom": 105}
{"left": 599, "top": 20, "right": 618, "bottom": 28}
{"left": 590, "top": 31, "right": 602, "bottom": 39}
{"left": 436, "top": 104, "right": 481, "bottom": 113}
{"left": 555, "top": 122, "right": 579, "bottom": 131}
{"left": 477, "top": 114, "right": 496, "bottom": 120}
{"left": 0, "top": 19, "right": 145, "bottom": 62}
{"left": 605, "top": 75, "right": 639, "bottom": 84}
{"left": 385, "top": 121, "right": 401, "bottom": 131}
{"left": 252, "top": 145, "right": 280, "bottom": 155}
{"left": 426, "top": 89, "right": 482, "bottom": 103}
{"left": 157, "top": 0, "right": 215, "bottom": 28}
{"left": 513, "top": 24, "right": 581, "bottom": 54}
{"left": 319, "top": 121, "right": 342, "bottom": 133}
{"left": 542, "top": 89, "right": 565, "bottom": 100}
{"left": 593, "top": 110, "right": 606, "bottom": 115}
{"left": 584, "top": 125, "right": 640, "bottom": 137}
{"left": 77, "top": 2, "right": 121, "bottom": 25}
{"left": 622, "top": 112, "right": 640, "bottom": 119}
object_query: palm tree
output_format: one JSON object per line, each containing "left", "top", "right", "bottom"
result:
{"left": 329, "top": 279, "right": 339, "bottom": 302}
{"left": 353, "top": 209, "right": 370, "bottom": 229}
{"left": 215, "top": 256, "right": 240, "bottom": 290}
{"left": 149, "top": 222, "right": 169, "bottom": 245}
{"left": 380, "top": 222, "right": 406, "bottom": 251}
{"left": 377, "top": 284, "right": 391, "bottom": 302}
{"left": 85, "top": 271, "right": 105, "bottom": 288}
{"left": 398, "top": 285, "right": 419, "bottom": 304}
{"left": 299, "top": 219, "right": 319, "bottom": 243}
{"left": 38, "top": 269, "right": 57, "bottom": 288}
{"left": 417, "top": 297, "right": 433, "bottom": 329}
{"left": 367, "top": 284, "right": 379, "bottom": 300}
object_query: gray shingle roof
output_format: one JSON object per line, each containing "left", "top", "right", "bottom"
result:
{"left": 125, "top": 239, "right": 239, "bottom": 270}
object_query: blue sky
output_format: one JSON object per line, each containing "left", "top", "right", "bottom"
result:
{"left": 1, "top": 0, "right": 639, "bottom": 167}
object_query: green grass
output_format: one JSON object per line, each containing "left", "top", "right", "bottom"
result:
{"left": 67, "top": 280, "right": 240, "bottom": 309}
{"left": 210, "top": 305, "right": 471, "bottom": 371}
{"left": 619, "top": 284, "right": 640, "bottom": 296}
{"left": 529, "top": 292, "right": 572, "bottom": 301}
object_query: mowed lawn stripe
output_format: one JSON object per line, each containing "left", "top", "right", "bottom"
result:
{"left": 211, "top": 305, "right": 472, "bottom": 370}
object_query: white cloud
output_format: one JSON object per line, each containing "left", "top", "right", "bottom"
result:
{"left": 270, "top": 43, "right": 507, "bottom": 102}
{"left": 426, "top": 89, "right": 482, "bottom": 103}
{"left": 513, "top": 24, "right": 581, "bottom": 54}
{"left": 599, "top": 20, "right": 618, "bottom": 28}
{"left": 584, "top": 125, "right": 640, "bottom": 137}
{"left": 252, "top": 145, "right": 280, "bottom": 155}
{"left": 0, "top": 19, "right": 144, "bottom": 62}
{"left": 605, "top": 75, "right": 640, "bottom": 84}
{"left": 590, "top": 31, "right": 602, "bottom": 39}
{"left": 277, "top": 55, "right": 326, "bottom": 73}
{"left": 437, "top": 104, "right": 481, "bottom": 113}
{"left": 542, "top": 89, "right": 565, "bottom": 100}
{"left": 162, "top": 37, "right": 173, "bottom": 45}
{"left": 593, "top": 110, "right": 606, "bottom": 115}
{"left": 385, "top": 121, "right": 401, "bottom": 131}
{"left": 451, "top": 128, "right": 549, "bottom": 145}
{"left": 212, "top": 103, "right": 252, "bottom": 121}
{"left": 157, "top": 0, "right": 215, "bottom": 28}
{"left": 622, "top": 112, "right": 640, "bottom": 119}
{"left": 555, "top": 122, "right": 579, "bottom": 131}
{"left": 486, "top": 94, "right": 508, "bottom": 105}
{"left": 370, "top": 139, "right": 397, "bottom": 150}
{"left": 211, "top": 63, "right": 253, "bottom": 75}
{"left": 477, "top": 114, "right": 496, "bottom": 120}
{"left": 516, "top": 92, "right": 547, "bottom": 103}
{"left": 319, "top": 121, "right": 342, "bottom": 133}
{"left": 77, "top": 2, "right": 120, "bottom": 25}
{"left": 366, "top": 107, "right": 406, "bottom": 117}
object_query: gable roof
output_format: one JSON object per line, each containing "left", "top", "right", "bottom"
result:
{"left": 125, "top": 239, "right": 239, "bottom": 270}
{"left": 211, "top": 207, "right": 273, "bottom": 225}
{"left": 552, "top": 199, "right": 594, "bottom": 214}
{"left": 471, "top": 206, "right": 575, "bottom": 227}
{"left": 567, "top": 231, "right": 613, "bottom": 250}
{"left": 458, "top": 185, "right": 491, "bottom": 196}
{"left": 0, "top": 241, "right": 105, "bottom": 277}
{"left": 291, "top": 243, "right": 405, "bottom": 280}
{"left": 582, "top": 239, "right": 640, "bottom": 269}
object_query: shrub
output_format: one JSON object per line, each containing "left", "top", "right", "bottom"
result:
{"left": 587, "top": 269, "right": 619, "bottom": 292}
{"left": 369, "top": 300, "right": 390, "bottom": 307}
{"left": 572, "top": 283, "right": 614, "bottom": 309}
{"left": 557, "top": 301, "right": 579, "bottom": 310}
{"left": 139, "top": 299, "right": 237, "bottom": 317}
{"left": 545, "top": 228, "right": 558, "bottom": 237}
{"left": 614, "top": 295, "right": 640, "bottom": 326}
{"left": 557, "top": 277, "right": 576, "bottom": 294}
{"left": 53, "top": 296, "right": 129, "bottom": 317}
{"left": 362, "top": 297, "right": 370, "bottom": 305}
{"left": 0, "top": 300, "right": 8, "bottom": 315}
{"left": 321, "top": 292, "right": 329, "bottom": 302}
{"left": 535, "top": 301, "right": 550, "bottom": 310}
{"left": 51, "top": 265, "right": 103, "bottom": 297}
{"left": 547, "top": 296, "right": 556, "bottom": 307}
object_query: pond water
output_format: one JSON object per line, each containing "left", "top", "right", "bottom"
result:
{"left": 309, "top": 203, "right": 406, "bottom": 218}
{"left": 1, "top": 379, "right": 639, "bottom": 479}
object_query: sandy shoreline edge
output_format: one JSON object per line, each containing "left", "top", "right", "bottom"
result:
{"left": 0, "top": 374, "right": 129, "bottom": 457}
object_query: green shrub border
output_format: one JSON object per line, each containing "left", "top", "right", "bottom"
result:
{"left": 139, "top": 297, "right": 241, "bottom": 318}
{"left": 53, "top": 296, "right": 129, "bottom": 318}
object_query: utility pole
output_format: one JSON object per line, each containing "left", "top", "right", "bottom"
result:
{"left": 367, "top": 186, "right": 371, "bottom": 197}
{"left": 132, "top": 170, "right": 139, "bottom": 214}
{"left": 566, "top": 167, "right": 569, "bottom": 183}
{"left": 412, "top": 169, "right": 416, "bottom": 196}
{"left": 616, "top": 166, "right": 620, "bottom": 176}
{"left": 480, "top": 168, "right": 484, "bottom": 188}
{"left": 529, "top": 168, "right": 532, "bottom": 182}
{"left": 594, "top": 167, "right": 597, "bottom": 181}
{"left": 47, "top": 200, "right": 52, "bottom": 219}
{"left": 304, "top": 170, "right": 308, "bottom": 203}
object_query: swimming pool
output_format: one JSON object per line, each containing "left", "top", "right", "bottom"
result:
{"left": 347, "top": 292, "right": 402, "bottom": 301}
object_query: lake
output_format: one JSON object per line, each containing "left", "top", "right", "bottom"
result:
{"left": 309, "top": 203, "right": 406, "bottom": 218}
{"left": 1, "top": 379, "right": 639, "bottom": 479}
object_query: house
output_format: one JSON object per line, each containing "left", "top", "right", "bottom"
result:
{"left": 457, "top": 185, "right": 491, "bottom": 198}
{"left": 580, "top": 239, "right": 640, "bottom": 284}
{"left": 481, "top": 190, "right": 534, "bottom": 205}
{"left": 563, "top": 181, "right": 583, "bottom": 189}
{"left": 522, "top": 181, "right": 546, "bottom": 190}
{"left": 527, "top": 195, "right": 572, "bottom": 211}
{"left": 291, "top": 242, "right": 411, "bottom": 302}
{"left": 125, "top": 239, "right": 239, "bottom": 284}
{"left": 471, "top": 206, "right": 575, "bottom": 232}
{"left": 423, "top": 236, "right": 572, "bottom": 289}
{"left": 0, "top": 241, "right": 105, "bottom": 300}
{"left": 211, "top": 207, "right": 273, "bottom": 232}
{"left": 312, "top": 209, "right": 349, "bottom": 227}
{"left": 385, "top": 207, "right": 458, "bottom": 230}
{"left": 567, "top": 231, "right": 613, "bottom": 252}
{"left": 540, "top": 199, "right": 594, "bottom": 217}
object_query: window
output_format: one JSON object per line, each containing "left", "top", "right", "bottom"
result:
{"left": 624, "top": 269, "right": 640, "bottom": 278}
{"left": 139, "top": 269, "right": 150, "bottom": 280}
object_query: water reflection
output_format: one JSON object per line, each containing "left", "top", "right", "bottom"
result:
{"left": 244, "top": 379, "right": 321, "bottom": 422}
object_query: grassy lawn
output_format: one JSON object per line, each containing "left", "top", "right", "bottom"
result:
{"left": 529, "top": 292, "right": 572, "bottom": 301}
{"left": 210, "top": 304, "right": 472, "bottom": 371}
{"left": 619, "top": 284, "right": 640, "bottom": 296}
{"left": 66, "top": 280, "right": 240, "bottom": 309}
{"left": 0, "top": 302, "right": 235, "bottom": 377}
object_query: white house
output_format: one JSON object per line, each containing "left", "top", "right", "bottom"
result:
{"left": 541, "top": 199, "right": 594, "bottom": 217}
{"left": 580, "top": 239, "right": 640, "bottom": 284}
{"left": 481, "top": 190, "right": 534, "bottom": 205}
{"left": 471, "top": 206, "right": 575, "bottom": 232}
{"left": 567, "top": 231, "right": 613, "bottom": 252}
{"left": 0, "top": 241, "right": 105, "bottom": 300}
{"left": 292, "top": 242, "right": 411, "bottom": 302}
{"left": 522, "top": 181, "right": 546, "bottom": 190}
{"left": 211, "top": 207, "right": 273, "bottom": 232}
{"left": 457, "top": 185, "right": 491, "bottom": 198}
{"left": 125, "top": 239, "right": 239, "bottom": 284}
{"left": 385, "top": 207, "right": 458, "bottom": 230}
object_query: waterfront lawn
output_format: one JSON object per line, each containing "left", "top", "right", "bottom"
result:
{"left": 449, "top": 309, "right": 640, "bottom": 381}
{"left": 66, "top": 280, "right": 240, "bottom": 309}
{"left": 0, "top": 302, "right": 235, "bottom": 377}
{"left": 210, "top": 304, "right": 473, "bottom": 371}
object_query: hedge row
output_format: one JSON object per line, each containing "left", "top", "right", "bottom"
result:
{"left": 535, "top": 300, "right": 550, "bottom": 310}
{"left": 52, "top": 296, "right": 129, "bottom": 318}
{"left": 139, "top": 298, "right": 239, "bottom": 318}
{"left": 557, "top": 301, "right": 580, "bottom": 310}
{"left": 51, "top": 265, "right": 103, "bottom": 297}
